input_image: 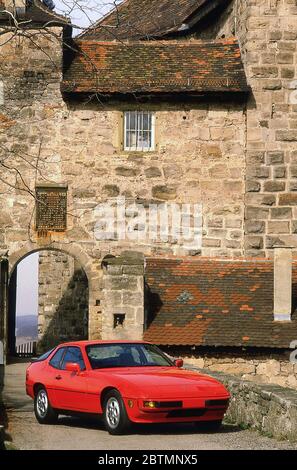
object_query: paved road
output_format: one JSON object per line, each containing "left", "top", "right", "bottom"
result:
{"left": 3, "top": 361, "right": 297, "bottom": 450}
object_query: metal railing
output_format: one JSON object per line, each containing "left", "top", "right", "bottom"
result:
{"left": 15, "top": 341, "right": 37, "bottom": 357}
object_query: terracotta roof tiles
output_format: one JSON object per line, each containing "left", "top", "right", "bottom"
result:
{"left": 144, "top": 258, "right": 297, "bottom": 349}
{"left": 80, "top": 0, "right": 228, "bottom": 40}
{"left": 62, "top": 38, "right": 248, "bottom": 94}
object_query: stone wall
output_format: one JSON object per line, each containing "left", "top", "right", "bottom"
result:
{"left": 0, "top": 23, "right": 247, "bottom": 342}
{"left": 101, "top": 252, "right": 144, "bottom": 340}
{"left": 1, "top": 1, "right": 297, "bottom": 345}
{"left": 38, "top": 250, "right": 88, "bottom": 351}
{"left": 195, "top": 0, "right": 297, "bottom": 257}
{"left": 181, "top": 351, "right": 297, "bottom": 391}
{"left": 186, "top": 364, "right": 297, "bottom": 442}
{"left": 237, "top": 0, "right": 297, "bottom": 257}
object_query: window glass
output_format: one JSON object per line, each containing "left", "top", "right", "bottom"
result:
{"left": 124, "top": 111, "right": 155, "bottom": 151}
{"left": 61, "top": 347, "right": 86, "bottom": 371}
{"left": 86, "top": 343, "right": 173, "bottom": 369}
{"left": 49, "top": 347, "right": 66, "bottom": 369}
{"left": 34, "top": 348, "right": 55, "bottom": 362}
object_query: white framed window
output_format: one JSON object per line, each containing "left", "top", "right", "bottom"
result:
{"left": 124, "top": 111, "right": 155, "bottom": 151}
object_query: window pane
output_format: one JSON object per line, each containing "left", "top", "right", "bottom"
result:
{"left": 130, "top": 130, "right": 137, "bottom": 148}
{"left": 61, "top": 347, "right": 85, "bottom": 370}
{"left": 124, "top": 111, "right": 154, "bottom": 151}
{"left": 49, "top": 347, "right": 65, "bottom": 369}
{"left": 126, "top": 112, "right": 130, "bottom": 131}
{"left": 130, "top": 111, "right": 136, "bottom": 130}
{"left": 141, "top": 131, "right": 150, "bottom": 149}
{"left": 144, "top": 113, "right": 149, "bottom": 130}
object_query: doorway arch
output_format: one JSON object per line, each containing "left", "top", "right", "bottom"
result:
{"left": 7, "top": 243, "right": 98, "bottom": 356}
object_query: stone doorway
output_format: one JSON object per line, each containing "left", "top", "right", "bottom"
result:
{"left": 7, "top": 249, "right": 89, "bottom": 356}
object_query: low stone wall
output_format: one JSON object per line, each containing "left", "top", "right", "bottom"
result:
{"left": 164, "top": 347, "right": 297, "bottom": 391}
{"left": 186, "top": 365, "right": 297, "bottom": 442}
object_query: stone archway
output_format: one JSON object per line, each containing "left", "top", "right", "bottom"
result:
{"left": 7, "top": 242, "right": 102, "bottom": 355}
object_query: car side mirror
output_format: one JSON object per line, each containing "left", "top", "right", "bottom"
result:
{"left": 174, "top": 359, "right": 184, "bottom": 368}
{"left": 65, "top": 362, "right": 81, "bottom": 374}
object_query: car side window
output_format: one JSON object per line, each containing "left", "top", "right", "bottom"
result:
{"left": 49, "top": 347, "right": 66, "bottom": 370}
{"left": 61, "top": 347, "right": 86, "bottom": 371}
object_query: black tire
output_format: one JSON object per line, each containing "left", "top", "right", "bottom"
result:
{"left": 103, "top": 389, "right": 131, "bottom": 435}
{"left": 34, "top": 387, "right": 58, "bottom": 424}
{"left": 194, "top": 420, "right": 222, "bottom": 432}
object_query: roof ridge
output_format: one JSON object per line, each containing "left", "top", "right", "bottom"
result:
{"left": 74, "top": 37, "right": 238, "bottom": 46}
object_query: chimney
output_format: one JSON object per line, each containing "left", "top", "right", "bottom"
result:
{"left": 274, "top": 248, "right": 292, "bottom": 322}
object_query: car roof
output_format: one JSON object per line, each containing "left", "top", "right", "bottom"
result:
{"left": 57, "top": 340, "right": 151, "bottom": 347}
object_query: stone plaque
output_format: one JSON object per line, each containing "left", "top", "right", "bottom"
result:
{"left": 36, "top": 186, "right": 67, "bottom": 232}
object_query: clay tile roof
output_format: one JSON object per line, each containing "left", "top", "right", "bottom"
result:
{"left": 62, "top": 38, "right": 248, "bottom": 95}
{"left": 80, "top": 0, "right": 228, "bottom": 40}
{"left": 144, "top": 258, "right": 297, "bottom": 349}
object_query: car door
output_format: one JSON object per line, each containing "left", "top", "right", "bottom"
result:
{"left": 45, "top": 347, "right": 67, "bottom": 408}
{"left": 50, "top": 346, "right": 89, "bottom": 411}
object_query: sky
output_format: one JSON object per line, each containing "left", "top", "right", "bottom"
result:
{"left": 16, "top": 252, "right": 39, "bottom": 317}
{"left": 54, "top": 0, "right": 119, "bottom": 34}
{"left": 16, "top": 1, "right": 118, "bottom": 318}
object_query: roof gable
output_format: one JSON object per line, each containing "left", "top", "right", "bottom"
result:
{"left": 80, "top": 0, "right": 229, "bottom": 40}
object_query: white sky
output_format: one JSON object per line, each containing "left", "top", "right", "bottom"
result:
{"left": 16, "top": 252, "right": 39, "bottom": 317}
{"left": 54, "top": 0, "right": 121, "bottom": 34}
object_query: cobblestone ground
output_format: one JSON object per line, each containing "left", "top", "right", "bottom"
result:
{"left": 3, "top": 361, "right": 297, "bottom": 450}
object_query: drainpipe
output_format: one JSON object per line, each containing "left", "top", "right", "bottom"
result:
{"left": 274, "top": 248, "right": 292, "bottom": 322}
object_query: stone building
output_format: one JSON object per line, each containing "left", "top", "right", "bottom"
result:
{"left": 0, "top": 0, "right": 297, "bottom": 388}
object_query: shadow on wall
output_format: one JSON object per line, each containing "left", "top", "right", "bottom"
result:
{"left": 38, "top": 267, "right": 89, "bottom": 353}
{"left": 292, "top": 282, "right": 297, "bottom": 314}
{"left": 144, "top": 281, "right": 163, "bottom": 330}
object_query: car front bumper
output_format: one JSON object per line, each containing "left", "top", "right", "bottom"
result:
{"left": 123, "top": 396, "right": 230, "bottom": 424}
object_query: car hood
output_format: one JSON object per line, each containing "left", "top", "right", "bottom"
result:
{"left": 91, "top": 367, "right": 229, "bottom": 399}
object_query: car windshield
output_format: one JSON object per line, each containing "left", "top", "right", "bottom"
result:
{"left": 86, "top": 343, "right": 173, "bottom": 369}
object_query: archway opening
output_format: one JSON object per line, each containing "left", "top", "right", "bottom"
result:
{"left": 8, "top": 249, "right": 89, "bottom": 357}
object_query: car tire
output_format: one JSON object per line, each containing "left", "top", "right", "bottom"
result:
{"left": 103, "top": 389, "right": 131, "bottom": 435}
{"left": 34, "top": 387, "right": 58, "bottom": 424}
{"left": 194, "top": 420, "right": 222, "bottom": 432}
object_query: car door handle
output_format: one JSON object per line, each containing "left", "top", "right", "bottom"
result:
{"left": 55, "top": 375, "right": 62, "bottom": 380}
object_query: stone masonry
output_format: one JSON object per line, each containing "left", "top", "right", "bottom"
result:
{"left": 38, "top": 250, "right": 88, "bottom": 351}
{"left": 0, "top": 0, "right": 297, "bottom": 353}
{"left": 184, "top": 353, "right": 297, "bottom": 391}
{"left": 101, "top": 252, "right": 144, "bottom": 341}
{"left": 187, "top": 364, "right": 297, "bottom": 442}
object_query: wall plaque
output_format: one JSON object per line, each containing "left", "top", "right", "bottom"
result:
{"left": 36, "top": 186, "right": 67, "bottom": 232}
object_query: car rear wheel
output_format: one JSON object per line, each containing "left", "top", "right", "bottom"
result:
{"left": 34, "top": 387, "right": 58, "bottom": 424}
{"left": 103, "top": 389, "right": 131, "bottom": 435}
{"left": 194, "top": 420, "right": 222, "bottom": 432}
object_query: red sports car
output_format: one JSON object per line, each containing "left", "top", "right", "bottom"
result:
{"left": 26, "top": 340, "right": 230, "bottom": 435}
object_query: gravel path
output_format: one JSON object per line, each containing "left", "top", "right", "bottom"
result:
{"left": 4, "top": 361, "right": 297, "bottom": 450}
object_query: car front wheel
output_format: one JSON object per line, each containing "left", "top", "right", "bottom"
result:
{"left": 34, "top": 387, "right": 58, "bottom": 424}
{"left": 103, "top": 389, "right": 131, "bottom": 435}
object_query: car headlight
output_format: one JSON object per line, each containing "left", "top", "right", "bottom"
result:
{"left": 143, "top": 401, "right": 157, "bottom": 408}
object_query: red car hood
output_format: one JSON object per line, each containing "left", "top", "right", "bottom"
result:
{"left": 91, "top": 367, "right": 229, "bottom": 399}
